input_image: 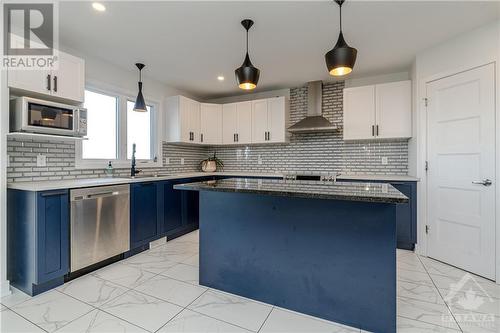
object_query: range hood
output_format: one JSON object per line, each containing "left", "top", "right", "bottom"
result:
{"left": 288, "top": 81, "right": 339, "bottom": 134}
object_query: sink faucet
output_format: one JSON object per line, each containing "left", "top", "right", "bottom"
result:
{"left": 131, "top": 143, "right": 142, "bottom": 177}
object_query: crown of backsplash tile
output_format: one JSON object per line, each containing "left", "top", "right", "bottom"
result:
{"left": 7, "top": 82, "right": 407, "bottom": 183}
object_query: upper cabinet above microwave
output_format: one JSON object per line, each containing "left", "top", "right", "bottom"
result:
{"left": 8, "top": 51, "right": 85, "bottom": 103}
{"left": 343, "top": 80, "right": 412, "bottom": 140}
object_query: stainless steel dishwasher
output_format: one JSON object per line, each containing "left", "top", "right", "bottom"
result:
{"left": 70, "top": 184, "right": 130, "bottom": 272}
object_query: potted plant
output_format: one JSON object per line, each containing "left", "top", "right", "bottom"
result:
{"left": 200, "top": 152, "right": 224, "bottom": 172}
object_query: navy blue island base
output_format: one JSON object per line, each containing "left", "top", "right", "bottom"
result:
{"left": 175, "top": 179, "right": 407, "bottom": 333}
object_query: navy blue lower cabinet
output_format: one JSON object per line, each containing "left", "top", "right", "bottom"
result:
{"left": 130, "top": 182, "right": 163, "bottom": 249}
{"left": 7, "top": 189, "right": 70, "bottom": 296}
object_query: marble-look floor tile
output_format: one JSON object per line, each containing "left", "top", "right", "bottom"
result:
{"left": 397, "top": 280, "right": 445, "bottom": 304}
{"left": 188, "top": 289, "right": 272, "bottom": 332}
{"left": 182, "top": 254, "right": 199, "bottom": 267}
{"left": 397, "top": 296, "right": 460, "bottom": 330}
{"left": 0, "top": 287, "right": 31, "bottom": 308}
{"left": 157, "top": 308, "right": 251, "bottom": 332}
{"left": 121, "top": 252, "right": 178, "bottom": 274}
{"left": 1, "top": 308, "right": 46, "bottom": 332}
{"left": 100, "top": 289, "right": 183, "bottom": 332}
{"left": 420, "top": 257, "right": 473, "bottom": 279}
{"left": 53, "top": 309, "right": 148, "bottom": 333}
{"left": 57, "top": 274, "right": 128, "bottom": 307}
{"left": 397, "top": 316, "right": 460, "bottom": 332}
{"left": 260, "top": 307, "right": 360, "bottom": 333}
{"left": 398, "top": 254, "right": 427, "bottom": 273}
{"left": 135, "top": 275, "right": 207, "bottom": 307}
{"left": 431, "top": 274, "right": 500, "bottom": 299}
{"left": 398, "top": 268, "right": 434, "bottom": 286}
{"left": 92, "top": 263, "right": 155, "bottom": 289}
{"left": 11, "top": 290, "right": 93, "bottom": 332}
{"left": 161, "top": 263, "right": 199, "bottom": 285}
{"left": 443, "top": 289, "right": 500, "bottom": 316}
{"left": 148, "top": 246, "right": 198, "bottom": 263}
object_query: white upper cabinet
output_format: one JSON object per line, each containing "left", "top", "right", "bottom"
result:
{"left": 8, "top": 50, "right": 85, "bottom": 103}
{"left": 165, "top": 96, "right": 201, "bottom": 144}
{"left": 375, "top": 81, "right": 412, "bottom": 139}
{"left": 167, "top": 95, "right": 288, "bottom": 146}
{"left": 343, "top": 80, "right": 411, "bottom": 140}
{"left": 252, "top": 96, "right": 288, "bottom": 143}
{"left": 200, "top": 103, "right": 222, "bottom": 145}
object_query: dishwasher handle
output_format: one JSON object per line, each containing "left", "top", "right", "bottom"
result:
{"left": 72, "top": 190, "right": 125, "bottom": 201}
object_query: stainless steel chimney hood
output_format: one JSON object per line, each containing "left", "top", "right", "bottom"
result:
{"left": 288, "top": 81, "right": 339, "bottom": 134}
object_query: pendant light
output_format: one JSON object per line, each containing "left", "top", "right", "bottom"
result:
{"left": 235, "top": 19, "right": 260, "bottom": 90}
{"left": 133, "top": 63, "right": 147, "bottom": 112}
{"left": 325, "top": 0, "right": 357, "bottom": 76}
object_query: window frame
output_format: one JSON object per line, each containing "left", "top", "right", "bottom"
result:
{"left": 75, "top": 83, "right": 161, "bottom": 170}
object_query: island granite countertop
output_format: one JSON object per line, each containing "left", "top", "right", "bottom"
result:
{"left": 174, "top": 178, "right": 409, "bottom": 204}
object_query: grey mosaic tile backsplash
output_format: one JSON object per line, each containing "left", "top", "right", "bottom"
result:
{"left": 7, "top": 82, "right": 408, "bottom": 183}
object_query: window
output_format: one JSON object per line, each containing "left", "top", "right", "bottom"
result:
{"left": 76, "top": 87, "right": 159, "bottom": 169}
{"left": 82, "top": 90, "right": 118, "bottom": 159}
{"left": 127, "top": 101, "right": 152, "bottom": 160}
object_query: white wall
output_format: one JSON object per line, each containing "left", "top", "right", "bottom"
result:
{"left": 411, "top": 20, "right": 500, "bottom": 274}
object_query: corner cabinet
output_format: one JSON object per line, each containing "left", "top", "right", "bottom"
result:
{"left": 7, "top": 189, "right": 70, "bottom": 296}
{"left": 166, "top": 95, "right": 289, "bottom": 146}
{"left": 8, "top": 51, "right": 85, "bottom": 103}
{"left": 343, "top": 80, "right": 411, "bottom": 140}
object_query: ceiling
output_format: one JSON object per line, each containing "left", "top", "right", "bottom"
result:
{"left": 59, "top": 1, "right": 499, "bottom": 99}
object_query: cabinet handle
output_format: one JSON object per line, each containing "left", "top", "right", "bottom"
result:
{"left": 264, "top": 132, "right": 267, "bottom": 141}
{"left": 200, "top": 133, "right": 203, "bottom": 142}
{"left": 46, "top": 74, "right": 51, "bottom": 91}
{"left": 267, "top": 131, "right": 270, "bottom": 141}
{"left": 376, "top": 125, "right": 379, "bottom": 136}
{"left": 372, "top": 125, "right": 375, "bottom": 136}
{"left": 53, "top": 76, "right": 57, "bottom": 92}
{"left": 233, "top": 134, "right": 236, "bottom": 142}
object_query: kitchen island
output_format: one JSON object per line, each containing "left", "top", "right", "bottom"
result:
{"left": 175, "top": 178, "right": 408, "bottom": 333}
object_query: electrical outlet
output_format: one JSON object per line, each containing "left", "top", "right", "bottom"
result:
{"left": 258, "top": 155, "right": 263, "bottom": 165}
{"left": 165, "top": 157, "right": 170, "bottom": 165}
{"left": 381, "top": 157, "right": 388, "bottom": 165}
{"left": 180, "top": 158, "right": 185, "bottom": 165}
{"left": 37, "top": 154, "right": 47, "bottom": 167}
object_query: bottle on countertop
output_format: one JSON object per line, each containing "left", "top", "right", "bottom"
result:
{"left": 105, "top": 161, "right": 114, "bottom": 176}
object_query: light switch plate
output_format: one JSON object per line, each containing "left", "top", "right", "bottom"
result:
{"left": 381, "top": 157, "right": 388, "bottom": 165}
{"left": 37, "top": 154, "right": 47, "bottom": 167}
{"left": 180, "top": 158, "right": 185, "bottom": 165}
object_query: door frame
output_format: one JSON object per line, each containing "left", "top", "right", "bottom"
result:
{"left": 416, "top": 61, "right": 499, "bottom": 282}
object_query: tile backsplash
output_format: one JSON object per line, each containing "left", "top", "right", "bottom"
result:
{"left": 7, "top": 82, "right": 408, "bottom": 183}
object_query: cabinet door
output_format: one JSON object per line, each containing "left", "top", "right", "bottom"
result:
{"left": 236, "top": 101, "right": 252, "bottom": 143}
{"left": 252, "top": 99, "right": 269, "bottom": 144}
{"left": 179, "top": 97, "right": 191, "bottom": 142}
{"left": 189, "top": 100, "right": 201, "bottom": 143}
{"left": 222, "top": 103, "right": 238, "bottom": 144}
{"left": 163, "top": 181, "right": 183, "bottom": 233}
{"left": 268, "top": 96, "right": 286, "bottom": 143}
{"left": 130, "top": 183, "right": 159, "bottom": 248}
{"left": 36, "top": 190, "right": 69, "bottom": 283}
{"left": 200, "top": 103, "right": 222, "bottom": 144}
{"left": 375, "top": 81, "right": 412, "bottom": 139}
{"left": 343, "top": 86, "right": 376, "bottom": 140}
{"left": 51, "top": 51, "right": 85, "bottom": 102}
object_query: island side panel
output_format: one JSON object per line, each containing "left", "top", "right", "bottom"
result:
{"left": 199, "top": 191, "right": 396, "bottom": 333}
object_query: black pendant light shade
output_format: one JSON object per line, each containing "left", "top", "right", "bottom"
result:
{"left": 134, "top": 63, "right": 147, "bottom": 112}
{"left": 235, "top": 19, "right": 260, "bottom": 90}
{"left": 325, "top": 0, "right": 357, "bottom": 76}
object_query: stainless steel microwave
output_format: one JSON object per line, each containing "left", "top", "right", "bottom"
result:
{"left": 10, "top": 97, "right": 87, "bottom": 137}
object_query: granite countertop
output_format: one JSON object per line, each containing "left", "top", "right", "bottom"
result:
{"left": 336, "top": 174, "right": 419, "bottom": 182}
{"left": 6, "top": 172, "right": 283, "bottom": 191}
{"left": 174, "top": 178, "right": 409, "bottom": 204}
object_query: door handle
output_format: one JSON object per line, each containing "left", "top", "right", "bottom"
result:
{"left": 46, "top": 74, "right": 51, "bottom": 91}
{"left": 472, "top": 179, "right": 493, "bottom": 186}
{"left": 53, "top": 76, "right": 58, "bottom": 92}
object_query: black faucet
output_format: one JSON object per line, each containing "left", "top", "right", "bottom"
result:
{"left": 130, "top": 143, "right": 141, "bottom": 177}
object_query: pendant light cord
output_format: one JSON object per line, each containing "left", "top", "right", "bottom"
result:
{"left": 246, "top": 28, "right": 249, "bottom": 54}
{"left": 339, "top": 0, "right": 343, "bottom": 32}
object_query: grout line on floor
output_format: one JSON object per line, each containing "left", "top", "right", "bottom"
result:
{"left": 256, "top": 305, "right": 274, "bottom": 333}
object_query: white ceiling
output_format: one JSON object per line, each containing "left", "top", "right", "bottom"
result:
{"left": 59, "top": 1, "right": 499, "bottom": 99}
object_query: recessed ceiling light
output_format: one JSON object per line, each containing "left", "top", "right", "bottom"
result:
{"left": 217, "top": 76, "right": 225, "bottom": 81}
{"left": 92, "top": 2, "right": 106, "bottom": 12}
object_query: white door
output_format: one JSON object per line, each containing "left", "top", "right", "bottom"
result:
{"left": 51, "top": 51, "right": 85, "bottom": 102}
{"left": 252, "top": 99, "right": 268, "bottom": 143}
{"left": 200, "top": 103, "right": 222, "bottom": 145}
{"left": 427, "top": 64, "right": 496, "bottom": 280}
{"left": 343, "top": 86, "right": 376, "bottom": 140}
{"left": 268, "top": 96, "right": 286, "bottom": 143}
{"left": 236, "top": 101, "right": 252, "bottom": 144}
{"left": 375, "top": 81, "right": 412, "bottom": 139}
{"left": 222, "top": 103, "right": 237, "bottom": 144}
